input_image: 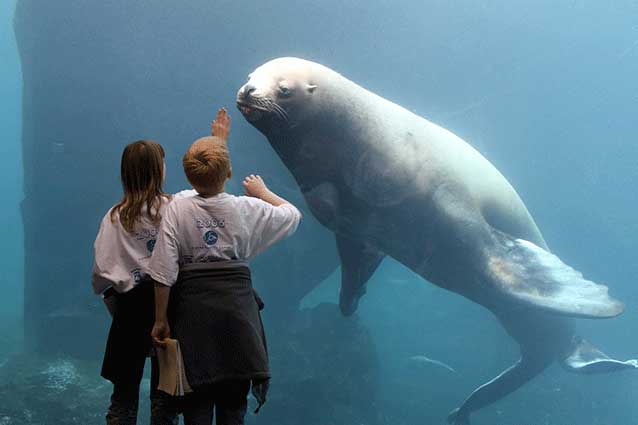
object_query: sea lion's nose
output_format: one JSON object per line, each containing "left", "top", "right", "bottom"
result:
{"left": 242, "top": 84, "right": 256, "bottom": 97}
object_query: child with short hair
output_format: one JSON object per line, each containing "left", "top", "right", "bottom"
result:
{"left": 93, "top": 109, "right": 231, "bottom": 425}
{"left": 150, "top": 129, "right": 301, "bottom": 425}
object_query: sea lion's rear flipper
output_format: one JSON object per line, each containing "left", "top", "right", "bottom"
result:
{"left": 337, "top": 235, "right": 384, "bottom": 316}
{"left": 485, "top": 230, "right": 624, "bottom": 319}
{"left": 448, "top": 351, "right": 553, "bottom": 425}
{"left": 563, "top": 337, "right": 638, "bottom": 373}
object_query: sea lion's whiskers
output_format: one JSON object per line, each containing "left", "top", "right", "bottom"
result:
{"left": 258, "top": 97, "right": 288, "bottom": 122}
{"left": 250, "top": 97, "right": 288, "bottom": 122}
{"left": 271, "top": 103, "right": 289, "bottom": 122}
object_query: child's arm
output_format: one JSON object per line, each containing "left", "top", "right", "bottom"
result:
{"left": 92, "top": 263, "right": 117, "bottom": 316}
{"left": 92, "top": 219, "right": 119, "bottom": 317}
{"left": 152, "top": 283, "right": 171, "bottom": 347}
{"left": 243, "top": 174, "right": 293, "bottom": 207}
{"left": 241, "top": 174, "right": 303, "bottom": 259}
{"left": 148, "top": 202, "right": 181, "bottom": 346}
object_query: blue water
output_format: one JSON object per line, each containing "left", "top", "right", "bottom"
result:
{"left": 0, "top": 0, "right": 23, "bottom": 318}
{"left": 3, "top": 1, "right": 638, "bottom": 424}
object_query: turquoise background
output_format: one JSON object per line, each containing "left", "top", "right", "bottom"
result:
{"left": 0, "top": 0, "right": 23, "bottom": 317}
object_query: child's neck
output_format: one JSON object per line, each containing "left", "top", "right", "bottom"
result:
{"left": 198, "top": 186, "right": 225, "bottom": 198}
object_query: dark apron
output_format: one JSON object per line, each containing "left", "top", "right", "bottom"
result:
{"left": 168, "top": 262, "right": 270, "bottom": 389}
{"left": 101, "top": 280, "right": 155, "bottom": 384}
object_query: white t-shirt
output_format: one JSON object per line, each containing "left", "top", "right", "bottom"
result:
{"left": 149, "top": 192, "right": 302, "bottom": 287}
{"left": 92, "top": 190, "right": 197, "bottom": 295}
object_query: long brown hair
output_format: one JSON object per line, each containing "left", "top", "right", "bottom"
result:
{"left": 110, "top": 140, "right": 170, "bottom": 232}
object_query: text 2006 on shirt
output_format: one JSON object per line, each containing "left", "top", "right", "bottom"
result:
{"left": 149, "top": 193, "right": 302, "bottom": 287}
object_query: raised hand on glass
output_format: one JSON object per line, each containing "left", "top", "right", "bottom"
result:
{"left": 211, "top": 107, "right": 231, "bottom": 141}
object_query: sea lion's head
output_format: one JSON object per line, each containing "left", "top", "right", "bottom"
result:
{"left": 237, "top": 57, "right": 320, "bottom": 134}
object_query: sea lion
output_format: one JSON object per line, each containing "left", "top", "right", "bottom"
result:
{"left": 236, "top": 57, "right": 637, "bottom": 424}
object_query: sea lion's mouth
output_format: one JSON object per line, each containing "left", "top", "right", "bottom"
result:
{"left": 237, "top": 98, "right": 290, "bottom": 127}
{"left": 237, "top": 104, "right": 251, "bottom": 115}
{"left": 236, "top": 100, "right": 267, "bottom": 122}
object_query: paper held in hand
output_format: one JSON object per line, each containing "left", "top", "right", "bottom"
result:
{"left": 156, "top": 338, "right": 193, "bottom": 396}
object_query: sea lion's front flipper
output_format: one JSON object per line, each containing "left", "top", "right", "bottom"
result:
{"left": 336, "top": 235, "right": 384, "bottom": 316}
{"left": 485, "top": 230, "right": 625, "bottom": 318}
{"left": 563, "top": 337, "right": 638, "bottom": 373}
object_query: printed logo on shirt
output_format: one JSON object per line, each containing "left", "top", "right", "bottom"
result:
{"left": 146, "top": 239, "right": 156, "bottom": 253}
{"left": 203, "top": 230, "right": 218, "bottom": 246}
{"left": 196, "top": 218, "right": 225, "bottom": 229}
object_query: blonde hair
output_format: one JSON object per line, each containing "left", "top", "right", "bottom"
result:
{"left": 111, "top": 140, "right": 170, "bottom": 232}
{"left": 183, "top": 136, "right": 231, "bottom": 195}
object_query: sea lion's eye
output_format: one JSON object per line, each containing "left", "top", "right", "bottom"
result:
{"left": 279, "top": 86, "right": 292, "bottom": 97}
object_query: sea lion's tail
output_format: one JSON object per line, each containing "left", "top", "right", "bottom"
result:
{"left": 562, "top": 336, "right": 638, "bottom": 374}
{"left": 484, "top": 230, "right": 624, "bottom": 319}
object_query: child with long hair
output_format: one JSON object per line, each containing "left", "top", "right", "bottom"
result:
{"left": 92, "top": 110, "right": 230, "bottom": 425}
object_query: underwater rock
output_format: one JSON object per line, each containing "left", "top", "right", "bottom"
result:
{"left": 41, "top": 359, "right": 79, "bottom": 392}
{"left": 258, "top": 303, "right": 382, "bottom": 425}
{"left": 0, "top": 306, "right": 380, "bottom": 425}
{"left": 0, "top": 355, "right": 110, "bottom": 425}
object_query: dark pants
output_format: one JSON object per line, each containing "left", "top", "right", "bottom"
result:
{"left": 106, "top": 356, "right": 178, "bottom": 425}
{"left": 182, "top": 381, "right": 250, "bottom": 425}
{"left": 102, "top": 282, "right": 177, "bottom": 424}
